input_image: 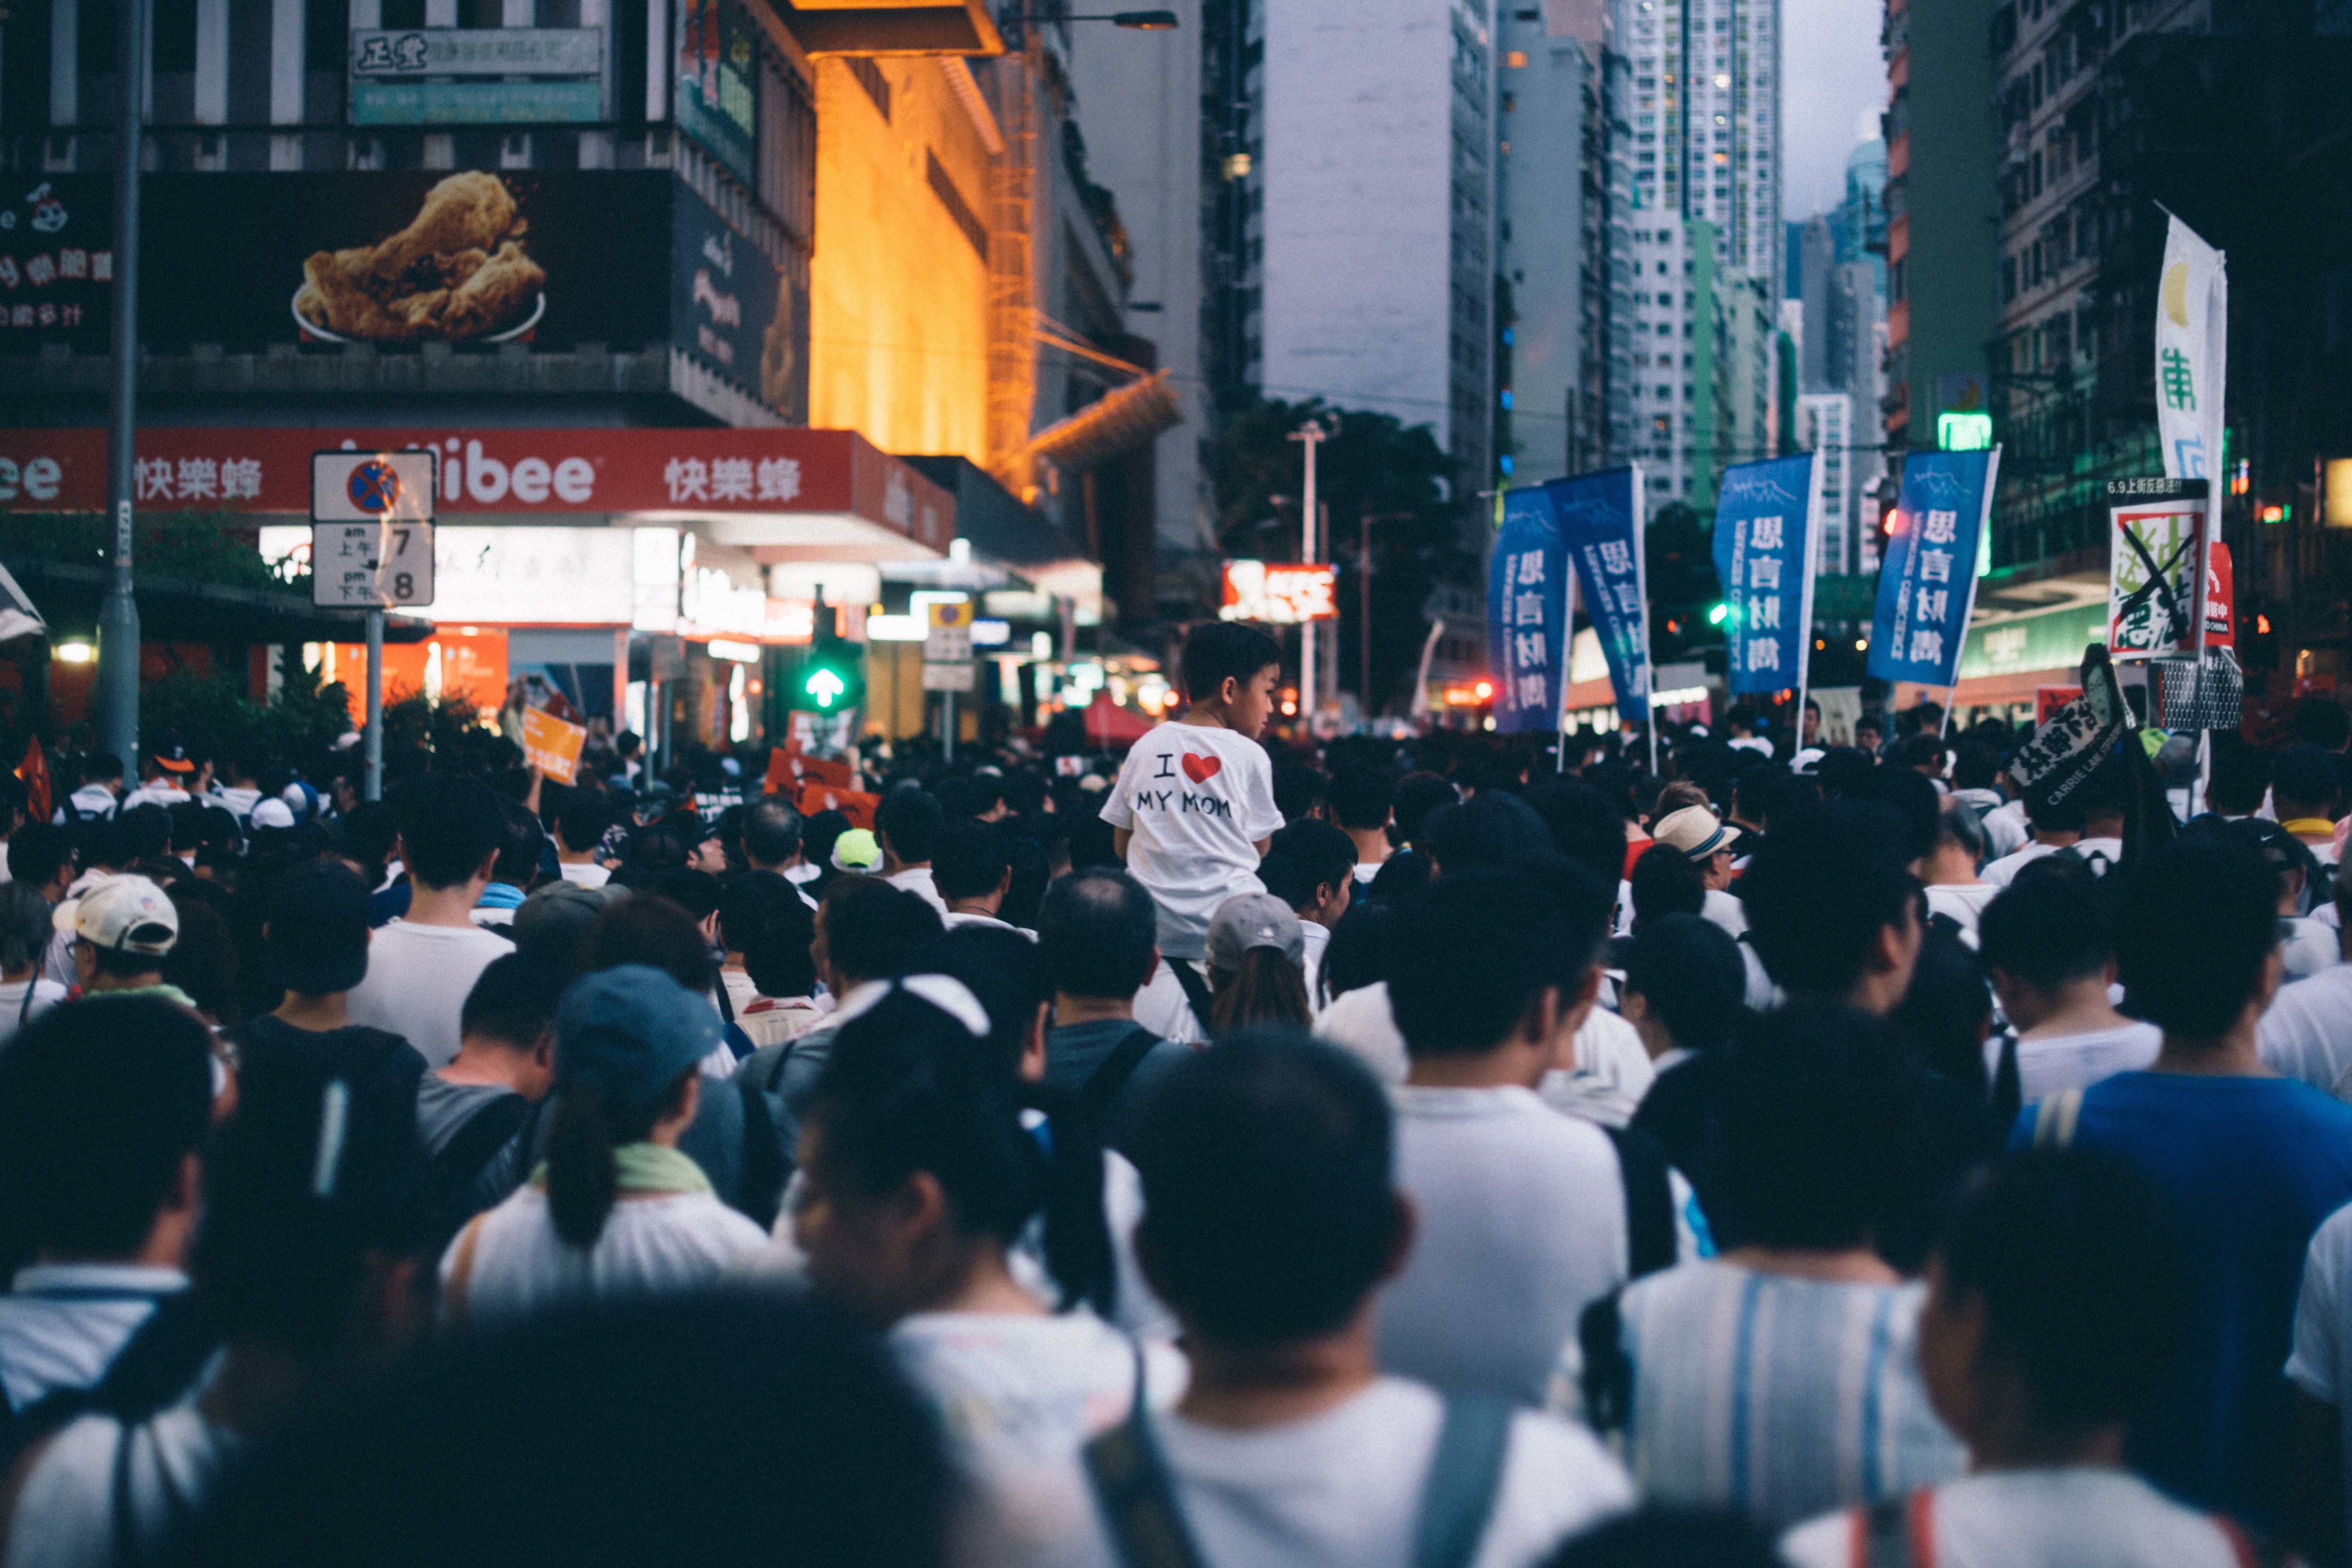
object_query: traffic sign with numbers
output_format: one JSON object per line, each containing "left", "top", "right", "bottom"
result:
{"left": 312, "top": 521, "right": 436, "bottom": 608}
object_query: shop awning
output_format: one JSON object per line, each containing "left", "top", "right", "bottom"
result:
{"left": 1082, "top": 692, "right": 1152, "bottom": 745}
{"left": 7, "top": 558, "right": 435, "bottom": 645}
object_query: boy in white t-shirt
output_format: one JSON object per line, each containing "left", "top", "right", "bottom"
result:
{"left": 1099, "top": 622, "right": 1286, "bottom": 963}
{"left": 1784, "top": 1147, "right": 2237, "bottom": 1568}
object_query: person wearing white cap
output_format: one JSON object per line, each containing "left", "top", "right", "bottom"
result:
{"left": 1203, "top": 892, "right": 1310, "bottom": 1036}
{"left": 247, "top": 797, "right": 298, "bottom": 831}
{"left": 59, "top": 876, "right": 193, "bottom": 1011}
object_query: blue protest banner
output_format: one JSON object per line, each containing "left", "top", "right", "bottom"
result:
{"left": 1548, "top": 468, "right": 1651, "bottom": 722}
{"left": 1487, "top": 485, "right": 1570, "bottom": 735}
{"left": 1868, "top": 448, "right": 2002, "bottom": 690}
{"left": 1712, "top": 454, "right": 1821, "bottom": 696}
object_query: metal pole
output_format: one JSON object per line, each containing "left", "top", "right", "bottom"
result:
{"left": 1359, "top": 511, "right": 1374, "bottom": 723}
{"left": 1290, "top": 420, "right": 1326, "bottom": 727}
{"left": 363, "top": 607, "right": 384, "bottom": 801}
{"left": 96, "top": 0, "right": 149, "bottom": 775}
{"left": 943, "top": 688, "right": 955, "bottom": 763}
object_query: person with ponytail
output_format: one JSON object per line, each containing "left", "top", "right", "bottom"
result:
{"left": 792, "top": 981, "right": 1185, "bottom": 1568}
{"left": 438, "top": 964, "right": 765, "bottom": 1327}
{"left": 1203, "top": 892, "right": 1311, "bottom": 1036}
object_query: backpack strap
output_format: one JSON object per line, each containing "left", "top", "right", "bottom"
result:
{"left": 1411, "top": 1395, "right": 1515, "bottom": 1568}
{"left": 737, "top": 1078, "right": 789, "bottom": 1231}
{"left": 1083, "top": 1342, "right": 1211, "bottom": 1568}
{"left": 1855, "top": 1490, "right": 1932, "bottom": 1568}
{"left": 2215, "top": 1515, "right": 2288, "bottom": 1568}
{"left": 2030, "top": 1086, "right": 2084, "bottom": 1149}
{"left": 1989, "top": 1031, "right": 2023, "bottom": 1125}
{"left": 427, "top": 1094, "right": 532, "bottom": 1200}
{"left": 1601, "top": 1125, "right": 1677, "bottom": 1280}
{"left": 1167, "top": 961, "right": 1216, "bottom": 1035}
{"left": 1081, "top": 1028, "right": 1162, "bottom": 1130}
{"left": 1576, "top": 1290, "right": 1633, "bottom": 1439}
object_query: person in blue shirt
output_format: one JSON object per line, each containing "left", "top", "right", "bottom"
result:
{"left": 2012, "top": 831, "right": 2352, "bottom": 1529}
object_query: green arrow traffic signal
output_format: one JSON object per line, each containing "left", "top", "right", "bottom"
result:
{"left": 803, "top": 666, "right": 847, "bottom": 709}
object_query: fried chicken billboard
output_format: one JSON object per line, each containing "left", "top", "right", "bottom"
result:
{"left": 2, "top": 170, "right": 807, "bottom": 422}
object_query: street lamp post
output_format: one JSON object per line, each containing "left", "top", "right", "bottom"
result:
{"left": 96, "top": 0, "right": 149, "bottom": 774}
{"left": 1287, "top": 419, "right": 1328, "bottom": 724}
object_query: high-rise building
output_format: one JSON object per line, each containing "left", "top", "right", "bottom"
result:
{"left": 1256, "top": 0, "right": 1498, "bottom": 500}
{"left": 1612, "top": 0, "right": 1780, "bottom": 517}
{"left": 1496, "top": 0, "right": 1631, "bottom": 486}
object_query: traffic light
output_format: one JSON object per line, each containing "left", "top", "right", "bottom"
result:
{"left": 792, "top": 624, "right": 864, "bottom": 712}
{"left": 1938, "top": 412, "right": 1993, "bottom": 451}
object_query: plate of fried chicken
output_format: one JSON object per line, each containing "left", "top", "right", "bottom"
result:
{"left": 294, "top": 171, "right": 548, "bottom": 344}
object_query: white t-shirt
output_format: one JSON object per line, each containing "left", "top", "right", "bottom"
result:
{"left": 2283, "top": 916, "right": 2341, "bottom": 982}
{"left": 2263, "top": 964, "right": 2352, "bottom": 1100}
{"left": 3, "top": 1369, "right": 236, "bottom": 1568}
{"left": 440, "top": 1178, "right": 766, "bottom": 1328}
{"left": 1316, "top": 979, "right": 1410, "bottom": 1084}
{"left": 1538, "top": 1007, "right": 1655, "bottom": 1130}
{"left": 891, "top": 1311, "right": 1186, "bottom": 1568}
{"left": 1986, "top": 1021, "right": 2162, "bottom": 1106}
{"left": 0, "top": 1264, "right": 186, "bottom": 1414}
{"left": 1380, "top": 1084, "right": 1634, "bottom": 1404}
{"left": 557, "top": 860, "right": 612, "bottom": 889}
{"left": 1980, "top": 798, "right": 2031, "bottom": 859}
{"left": 1301, "top": 919, "right": 1331, "bottom": 1012}
{"left": 118, "top": 785, "right": 190, "bottom": 813}
{"left": 1781, "top": 1467, "right": 2244, "bottom": 1568}
{"left": 1132, "top": 957, "right": 1205, "bottom": 1047}
{"left": 1098, "top": 722, "right": 1284, "bottom": 960}
{"left": 1066, "top": 1378, "right": 1634, "bottom": 1568}
{"left": 887, "top": 866, "right": 950, "bottom": 916}
{"left": 2292, "top": 1202, "right": 2352, "bottom": 1552}
{"left": 1923, "top": 883, "right": 1998, "bottom": 947}
{"left": 0, "top": 977, "right": 67, "bottom": 1044}
{"left": 344, "top": 918, "right": 515, "bottom": 1069}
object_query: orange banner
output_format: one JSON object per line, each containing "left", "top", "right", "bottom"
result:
{"left": 797, "top": 781, "right": 877, "bottom": 831}
{"left": 520, "top": 706, "right": 588, "bottom": 786}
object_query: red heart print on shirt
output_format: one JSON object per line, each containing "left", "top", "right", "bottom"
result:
{"left": 1180, "top": 753, "right": 1222, "bottom": 784}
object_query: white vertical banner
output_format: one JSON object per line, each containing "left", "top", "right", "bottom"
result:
{"left": 2155, "top": 215, "right": 2227, "bottom": 484}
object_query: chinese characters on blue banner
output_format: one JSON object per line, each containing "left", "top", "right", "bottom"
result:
{"left": 1549, "top": 469, "right": 1650, "bottom": 720}
{"left": 1711, "top": 454, "right": 1820, "bottom": 694}
{"left": 1487, "top": 486, "right": 1569, "bottom": 734}
{"left": 1867, "top": 448, "right": 2002, "bottom": 688}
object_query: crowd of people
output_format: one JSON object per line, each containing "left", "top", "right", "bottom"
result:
{"left": 0, "top": 621, "right": 2349, "bottom": 1567}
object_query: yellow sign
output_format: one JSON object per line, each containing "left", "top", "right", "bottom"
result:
{"left": 928, "top": 599, "right": 974, "bottom": 631}
{"left": 519, "top": 706, "right": 588, "bottom": 786}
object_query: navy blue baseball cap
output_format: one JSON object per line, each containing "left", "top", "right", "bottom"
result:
{"left": 554, "top": 963, "right": 720, "bottom": 1111}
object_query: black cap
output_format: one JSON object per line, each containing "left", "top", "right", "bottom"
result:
{"left": 266, "top": 859, "right": 373, "bottom": 996}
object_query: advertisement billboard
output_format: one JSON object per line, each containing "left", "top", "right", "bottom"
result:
{"left": 1219, "top": 561, "right": 1338, "bottom": 625}
{"left": 675, "top": 0, "right": 760, "bottom": 188}
{"left": 0, "top": 171, "right": 803, "bottom": 421}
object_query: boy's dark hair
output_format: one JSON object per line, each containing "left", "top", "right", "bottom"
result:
{"left": 1979, "top": 875, "right": 2112, "bottom": 988}
{"left": 460, "top": 952, "right": 565, "bottom": 1048}
{"left": 117, "top": 803, "right": 172, "bottom": 863}
{"left": 1393, "top": 772, "right": 1460, "bottom": 850}
{"left": 818, "top": 876, "right": 942, "bottom": 989}
{"left": 1712, "top": 1003, "right": 1911, "bottom": 1251}
{"left": 1130, "top": 1032, "right": 1400, "bottom": 1346}
{"left": 2206, "top": 738, "right": 2272, "bottom": 817}
{"left": 194, "top": 1295, "right": 952, "bottom": 1568}
{"left": 555, "top": 792, "right": 612, "bottom": 854}
{"left": 1622, "top": 912, "right": 1747, "bottom": 1054}
{"left": 1740, "top": 799, "right": 1917, "bottom": 998}
{"left": 1897, "top": 734, "right": 1947, "bottom": 772}
{"left": 2115, "top": 836, "right": 2280, "bottom": 1039}
{"left": 1266, "top": 820, "right": 1354, "bottom": 910}
{"left": 1390, "top": 867, "right": 1572, "bottom": 1056}
{"left": 1327, "top": 769, "right": 1395, "bottom": 833}
{"left": 723, "top": 874, "right": 818, "bottom": 998}
{"left": 741, "top": 800, "right": 803, "bottom": 868}
{"left": 649, "top": 866, "right": 723, "bottom": 923}
{"left": 1180, "top": 621, "right": 1282, "bottom": 703}
{"left": 873, "top": 789, "right": 947, "bottom": 866}
{"left": 393, "top": 774, "right": 505, "bottom": 890}
{"left": 1035, "top": 868, "right": 1158, "bottom": 999}
{"left": 1524, "top": 778, "right": 1631, "bottom": 889}
{"left": 932, "top": 820, "right": 1013, "bottom": 902}
{"left": 1629, "top": 843, "right": 1705, "bottom": 929}
{"left": 1951, "top": 741, "right": 2001, "bottom": 792}
{"left": 2273, "top": 743, "right": 2342, "bottom": 817}
{"left": 8, "top": 820, "right": 72, "bottom": 889}
{"left": 491, "top": 800, "right": 548, "bottom": 889}
{"left": 0, "top": 997, "right": 215, "bottom": 1257}
{"left": 1937, "top": 1147, "right": 2188, "bottom": 1431}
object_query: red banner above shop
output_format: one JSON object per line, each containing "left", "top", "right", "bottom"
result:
{"left": 0, "top": 426, "right": 952, "bottom": 551}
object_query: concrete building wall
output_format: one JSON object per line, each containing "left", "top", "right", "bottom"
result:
{"left": 807, "top": 56, "right": 997, "bottom": 463}
{"left": 1883, "top": 0, "right": 1996, "bottom": 450}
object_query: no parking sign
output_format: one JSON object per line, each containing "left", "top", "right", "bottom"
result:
{"left": 311, "top": 450, "right": 436, "bottom": 607}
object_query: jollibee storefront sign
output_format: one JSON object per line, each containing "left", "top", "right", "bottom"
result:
{"left": 0, "top": 427, "right": 953, "bottom": 550}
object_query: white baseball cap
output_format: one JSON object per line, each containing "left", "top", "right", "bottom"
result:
{"left": 251, "top": 797, "right": 298, "bottom": 829}
{"left": 55, "top": 875, "right": 179, "bottom": 957}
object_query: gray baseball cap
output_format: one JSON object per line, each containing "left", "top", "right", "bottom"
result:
{"left": 1205, "top": 892, "right": 1305, "bottom": 972}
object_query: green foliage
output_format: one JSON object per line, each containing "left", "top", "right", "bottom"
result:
{"left": 0, "top": 512, "right": 304, "bottom": 596}
{"left": 1209, "top": 397, "right": 1470, "bottom": 715}
{"left": 138, "top": 658, "right": 354, "bottom": 778}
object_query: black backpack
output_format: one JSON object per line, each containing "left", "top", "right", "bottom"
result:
{"left": 0, "top": 1289, "right": 218, "bottom": 1484}
{"left": 1575, "top": 1125, "right": 1681, "bottom": 1439}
